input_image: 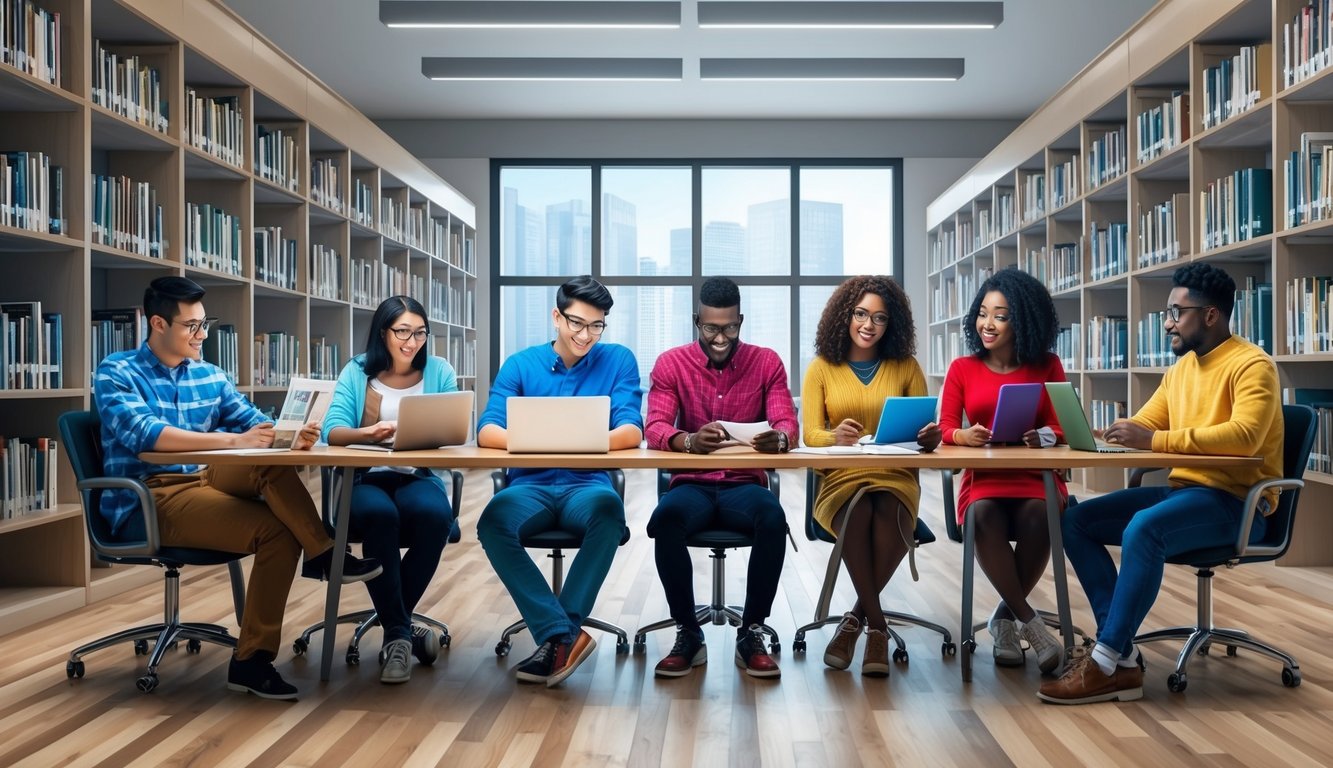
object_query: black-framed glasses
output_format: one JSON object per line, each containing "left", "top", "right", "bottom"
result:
{"left": 1166, "top": 305, "right": 1211, "bottom": 322}
{"left": 388, "top": 327, "right": 430, "bottom": 342}
{"left": 696, "top": 318, "right": 743, "bottom": 337}
{"left": 851, "top": 308, "right": 890, "bottom": 327}
{"left": 559, "top": 310, "right": 607, "bottom": 336}
{"left": 173, "top": 316, "right": 217, "bottom": 337}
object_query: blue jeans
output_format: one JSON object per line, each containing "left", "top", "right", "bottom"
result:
{"left": 1062, "top": 484, "right": 1265, "bottom": 656}
{"left": 477, "top": 482, "right": 625, "bottom": 645}
{"left": 348, "top": 471, "right": 453, "bottom": 644}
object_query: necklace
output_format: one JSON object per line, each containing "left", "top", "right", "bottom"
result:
{"left": 848, "top": 358, "right": 881, "bottom": 385}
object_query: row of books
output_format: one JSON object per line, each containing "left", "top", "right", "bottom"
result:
{"left": 310, "top": 157, "right": 343, "bottom": 213}
{"left": 309, "top": 337, "right": 341, "bottom": 381}
{"left": 91, "top": 172, "right": 164, "bottom": 258}
{"left": 252, "top": 331, "right": 300, "bottom": 387}
{"left": 1136, "top": 311, "right": 1174, "bottom": 368}
{"left": 1199, "top": 167, "right": 1273, "bottom": 250}
{"left": 929, "top": 266, "right": 992, "bottom": 323}
{"left": 309, "top": 244, "right": 342, "bottom": 301}
{"left": 447, "top": 336, "right": 477, "bottom": 378}
{"left": 1134, "top": 90, "right": 1189, "bottom": 166}
{"left": 0, "top": 0, "right": 60, "bottom": 86}
{"left": 1286, "top": 275, "right": 1333, "bottom": 355}
{"left": 254, "top": 125, "right": 299, "bottom": 193}
{"left": 1232, "top": 278, "right": 1274, "bottom": 354}
{"left": 994, "top": 190, "right": 1015, "bottom": 238}
{"left": 929, "top": 227, "right": 959, "bottom": 272}
{"left": 89, "top": 306, "right": 146, "bottom": 372}
{"left": 1055, "top": 324, "right": 1081, "bottom": 373}
{"left": 254, "top": 226, "right": 298, "bottom": 290}
{"left": 1088, "top": 400, "right": 1127, "bottom": 432}
{"left": 352, "top": 179, "right": 374, "bottom": 227}
{"left": 973, "top": 207, "right": 992, "bottom": 252}
{"left": 349, "top": 258, "right": 406, "bottom": 308}
{"left": 0, "top": 435, "right": 58, "bottom": 518}
{"left": 955, "top": 218, "right": 974, "bottom": 265}
{"left": 380, "top": 197, "right": 440, "bottom": 255}
{"left": 202, "top": 323, "right": 238, "bottom": 384}
{"left": 185, "top": 202, "right": 242, "bottom": 275}
{"left": 1021, "top": 241, "right": 1082, "bottom": 293}
{"left": 1085, "top": 315, "right": 1129, "bottom": 370}
{"left": 1022, "top": 173, "right": 1046, "bottom": 223}
{"left": 429, "top": 276, "right": 482, "bottom": 328}
{"left": 185, "top": 90, "right": 244, "bottom": 169}
{"left": 1086, "top": 126, "right": 1126, "bottom": 190}
{"left": 1, "top": 301, "right": 60, "bottom": 389}
{"left": 929, "top": 329, "right": 964, "bottom": 376}
{"left": 1088, "top": 221, "right": 1128, "bottom": 282}
{"left": 1137, "top": 193, "right": 1191, "bottom": 268}
{"left": 91, "top": 40, "right": 168, "bottom": 134}
{"left": 1051, "top": 156, "right": 1079, "bottom": 209}
{"left": 0, "top": 150, "right": 63, "bottom": 235}
{"left": 1282, "top": 131, "right": 1333, "bottom": 228}
{"left": 1283, "top": 0, "right": 1333, "bottom": 88}
{"left": 1200, "top": 42, "right": 1270, "bottom": 131}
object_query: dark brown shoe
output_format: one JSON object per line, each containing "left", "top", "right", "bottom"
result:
{"left": 862, "top": 628, "right": 890, "bottom": 677}
{"left": 823, "top": 613, "right": 860, "bottom": 670}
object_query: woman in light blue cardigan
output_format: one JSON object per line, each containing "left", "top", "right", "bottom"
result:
{"left": 321, "top": 295, "right": 457, "bottom": 685}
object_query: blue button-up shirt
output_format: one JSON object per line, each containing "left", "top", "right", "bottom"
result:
{"left": 94, "top": 343, "right": 266, "bottom": 535}
{"left": 479, "top": 341, "right": 642, "bottom": 487}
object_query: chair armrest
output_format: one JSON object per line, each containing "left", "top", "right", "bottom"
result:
{"left": 77, "top": 477, "right": 160, "bottom": 555}
{"left": 1234, "top": 477, "right": 1303, "bottom": 558}
{"left": 765, "top": 469, "right": 780, "bottom": 500}
{"left": 491, "top": 468, "right": 507, "bottom": 494}
{"left": 1127, "top": 466, "right": 1164, "bottom": 488}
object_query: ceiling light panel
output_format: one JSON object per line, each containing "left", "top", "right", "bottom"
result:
{"left": 700, "top": 58, "right": 964, "bottom": 81}
{"left": 382, "top": 1, "right": 682, "bottom": 29}
{"left": 423, "top": 57, "right": 684, "bottom": 81}
{"left": 697, "top": 1, "right": 1003, "bottom": 29}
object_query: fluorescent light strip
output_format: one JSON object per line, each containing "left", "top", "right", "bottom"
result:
{"left": 700, "top": 58, "right": 964, "bottom": 81}
{"left": 382, "top": 1, "right": 681, "bottom": 29}
{"left": 698, "top": 1, "right": 1002, "bottom": 29}
{"left": 423, "top": 57, "right": 683, "bottom": 81}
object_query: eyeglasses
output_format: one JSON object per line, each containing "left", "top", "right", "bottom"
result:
{"left": 388, "top": 327, "right": 430, "bottom": 342}
{"left": 851, "top": 308, "right": 890, "bottom": 327}
{"left": 1166, "top": 305, "right": 1211, "bottom": 322}
{"left": 696, "top": 319, "right": 743, "bottom": 337}
{"left": 559, "top": 310, "right": 607, "bottom": 336}
{"left": 173, "top": 317, "right": 217, "bottom": 337}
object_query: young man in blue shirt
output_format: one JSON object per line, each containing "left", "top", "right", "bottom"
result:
{"left": 476, "top": 275, "right": 643, "bottom": 688}
{"left": 95, "top": 276, "right": 381, "bottom": 700}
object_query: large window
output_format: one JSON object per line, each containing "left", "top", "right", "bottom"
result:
{"left": 491, "top": 160, "right": 904, "bottom": 390}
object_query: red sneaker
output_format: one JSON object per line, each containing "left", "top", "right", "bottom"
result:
{"left": 655, "top": 628, "right": 707, "bottom": 678}
{"left": 734, "top": 625, "right": 780, "bottom": 679}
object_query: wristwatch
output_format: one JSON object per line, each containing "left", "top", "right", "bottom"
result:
{"left": 777, "top": 432, "right": 789, "bottom": 452}
{"left": 682, "top": 432, "right": 694, "bottom": 453}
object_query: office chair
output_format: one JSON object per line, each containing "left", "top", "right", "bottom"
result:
{"left": 58, "top": 410, "right": 247, "bottom": 694}
{"left": 1127, "top": 403, "right": 1315, "bottom": 693}
{"left": 632, "top": 469, "right": 783, "bottom": 654}
{"left": 292, "top": 467, "right": 465, "bottom": 665}
{"left": 490, "top": 468, "right": 632, "bottom": 656}
{"left": 792, "top": 469, "right": 955, "bottom": 661}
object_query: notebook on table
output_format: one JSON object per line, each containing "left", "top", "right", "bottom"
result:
{"left": 506, "top": 395, "right": 612, "bottom": 453}
{"left": 988, "top": 383, "right": 1045, "bottom": 444}
{"left": 345, "top": 390, "right": 474, "bottom": 451}
{"left": 1044, "top": 382, "right": 1145, "bottom": 453}
{"left": 861, "top": 395, "right": 938, "bottom": 446}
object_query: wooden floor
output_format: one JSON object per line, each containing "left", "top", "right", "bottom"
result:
{"left": 3, "top": 468, "right": 1333, "bottom": 767}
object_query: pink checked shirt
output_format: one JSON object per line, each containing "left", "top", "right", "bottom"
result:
{"left": 646, "top": 340, "right": 798, "bottom": 488}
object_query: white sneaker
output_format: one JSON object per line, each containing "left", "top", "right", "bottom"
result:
{"left": 380, "top": 638, "right": 412, "bottom": 684}
{"left": 1019, "top": 618, "right": 1063, "bottom": 674}
{"left": 989, "top": 618, "right": 1024, "bottom": 667}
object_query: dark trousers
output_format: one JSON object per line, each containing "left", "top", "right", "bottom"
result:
{"left": 646, "top": 482, "right": 787, "bottom": 631}
{"left": 347, "top": 471, "right": 454, "bottom": 644}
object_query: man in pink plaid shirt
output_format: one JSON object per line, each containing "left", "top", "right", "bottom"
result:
{"left": 643, "top": 277, "right": 798, "bottom": 680}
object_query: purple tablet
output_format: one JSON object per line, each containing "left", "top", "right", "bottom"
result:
{"left": 988, "top": 383, "right": 1044, "bottom": 443}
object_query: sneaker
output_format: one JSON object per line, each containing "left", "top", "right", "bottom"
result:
{"left": 546, "top": 629, "right": 597, "bottom": 688}
{"left": 301, "top": 547, "right": 383, "bottom": 584}
{"left": 1037, "top": 648, "right": 1143, "bottom": 705}
{"left": 411, "top": 625, "right": 440, "bottom": 666}
{"left": 654, "top": 628, "right": 707, "bottom": 678}
{"left": 989, "top": 617, "right": 1024, "bottom": 667}
{"left": 226, "top": 654, "right": 298, "bottom": 701}
{"left": 380, "top": 638, "right": 412, "bottom": 685}
{"left": 734, "top": 625, "right": 780, "bottom": 679}
{"left": 823, "top": 613, "right": 860, "bottom": 671}
{"left": 862, "top": 628, "right": 890, "bottom": 678}
{"left": 514, "top": 641, "right": 557, "bottom": 684}
{"left": 1019, "top": 618, "right": 1064, "bottom": 674}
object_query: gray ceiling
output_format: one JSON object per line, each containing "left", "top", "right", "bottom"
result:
{"left": 219, "top": 0, "right": 1160, "bottom": 121}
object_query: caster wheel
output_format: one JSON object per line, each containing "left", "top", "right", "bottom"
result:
{"left": 1225, "top": 645, "right": 1237, "bottom": 657}
{"left": 616, "top": 639, "right": 630, "bottom": 655}
{"left": 136, "top": 673, "right": 159, "bottom": 693}
{"left": 66, "top": 660, "right": 85, "bottom": 679}
{"left": 346, "top": 648, "right": 360, "bottom": 666}
{"left": 440, "top": 632, "right": 452, "bottom": 649}
{"left": 292, "top": 638, "right": 308, "bottom": 656}
{"left": 768, "top": 642, "right": 781, "bottom": 655}
{"left": 892, "top": 648, "right": 909, "bottom": 664}
{"left": 186, "top": 639, "right": 202, "bottom": 654}
{"left": 963, "top": 639, "right": 977, "bottom": 655}
{"left": 943, "top": 642, "right": 957, "bottom": 656}
{"left": 1283, "top": 667, "right": 1301, "bottom": 687}
{"left": 793, "top": 639, "right": 807, "bottom": 653}
{"left": 134, "top": 640, "right": 149, "bottom": 656}
{"left": 632, "top": 641, "right": 646, "bottom": 654}
{"left": 495, "top": 641, "right": 511, "bottom": 657}
{"left": 1197, "top": 644, "right": 1210, "bottom": 657}
{"left": 1167, "top": 672, "right": 1187, "bottom": 692}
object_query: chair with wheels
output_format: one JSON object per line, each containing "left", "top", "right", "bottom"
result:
{"left": 1127, "top": 403, "right": 1315, "bottom": 693}
{"left": 491, "top": 468, "right": 632, "bottom": 656}
{"left": 792, "top": 469, "right": 955, "bottom": 662}
{"left": 292, "top": 467, "right": 465, "bottom": 665}
{"left": 58, "top": 410, "right": 247, "bottom": 694}
{"left": 632, "top": 469, "right": 784, "bottom": 655}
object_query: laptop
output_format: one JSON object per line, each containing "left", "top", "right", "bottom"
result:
{"left": 1044, "top": 382, "right": 1144, "bottom": 453}
{"left": 989, "top": 383, "right": 1045, "bottom": 443}
{"left": 346, "top": 391, "right": 474, "bottom": 451}
{"left": 863, "top": 395, "right": 938, "bottom": 445}
{"left": 506, "top": 395, "right": 612, "bottom": 453}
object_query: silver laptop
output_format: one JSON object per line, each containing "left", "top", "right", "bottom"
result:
{"left": 346, "top": 391, "right": 474, "bottom": 451}
{"left": 506, "top": 395, "right": 612, "bottom": 453}
{"left": 1044, "top": 382, "right": 1145, "bottom": 453}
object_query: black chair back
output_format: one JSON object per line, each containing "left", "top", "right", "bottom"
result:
{"left": 58, "top": 410, "right": 120, "bottom": 551}
{"left": 1251, "top": 403, "right": 1317, "bottom": 556}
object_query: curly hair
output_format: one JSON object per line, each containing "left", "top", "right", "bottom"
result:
{"left": 1172, "top": 262, "right": 1236, "bottom": 319}
{"left": 813, "top": 275, "right": 916, "bottom": 364}
{"left": 963, "top": 267, "right": 1060, "bottom": 364}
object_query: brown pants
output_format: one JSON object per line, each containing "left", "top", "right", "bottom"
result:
{"left": 148, "top": 464, "right": 333, "bottom": 660}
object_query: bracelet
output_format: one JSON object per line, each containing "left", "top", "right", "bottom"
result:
{"left": 778, "top": 432, "right": 788, "bottom": 452}
{"left": 682, "top": 432, "right": 694, "bottom": 453}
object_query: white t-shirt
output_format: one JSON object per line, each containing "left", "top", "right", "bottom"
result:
{"left": 369, "top": 377, "right": 425, "bottom": 474}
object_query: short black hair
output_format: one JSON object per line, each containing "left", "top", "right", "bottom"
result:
{"left": 699, "top": 276, "right": 741, "bottom": 310}
{"left": 1172, "top": 262, "right": 1236, "bottom": 319}
{"left": 963, "top": 267, "right": 1060, "bottom": 364}
{"left": 361, "top": 295, "right": 430, "bottom": 378}
{"left": 143, "top": 276, "right": 205, "bottom": 324}
{"left": 555, "top": 275, "right": 613, "bottom": 313}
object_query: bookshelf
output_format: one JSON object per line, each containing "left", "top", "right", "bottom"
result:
{"left": 926, "top": 0, "right": 1333, "bottom": 564}
{"left": 0, "top": 0, "right": 476, "bottom": 636}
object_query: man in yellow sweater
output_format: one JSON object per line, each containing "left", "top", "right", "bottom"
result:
{"left": 1039, "top": 263, "right": 1282, "bottom": 705}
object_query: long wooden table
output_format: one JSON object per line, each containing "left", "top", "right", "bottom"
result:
{"left": 142, "top": 445, "right": 1260, "bottom": 683}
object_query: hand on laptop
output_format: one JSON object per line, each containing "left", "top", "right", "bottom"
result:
{"left": 953, "top": 423, "right": 993, "bottom": 447}
{"left": 292, "top": 421, "right": 321, "bottom": 451}
{"left": 834, "top": 418, "right": 864, "bottom": 446}
{"left": 362, "top": 420, "right": 397, "bottom": 445}
{"left": 1102, "top": 419, "right": 1152, "bottom": 450}
{"left": 916, "top": 422, "right": 942, "bottom": 452}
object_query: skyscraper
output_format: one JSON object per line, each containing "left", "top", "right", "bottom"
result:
{"left": 545, "top": 199, "right": 591, "bottom": 275}
{"left": 800, "top": 200, "right": 844, "bottom": 275}
{"left": 702, "top": 221, "right": 745, "bottom": 275}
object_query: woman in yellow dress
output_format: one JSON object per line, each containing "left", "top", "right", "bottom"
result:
{"left": 802, "top": 275, "right": 941, "bottom": 676}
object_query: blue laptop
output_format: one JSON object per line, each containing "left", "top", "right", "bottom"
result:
{"left": 864, "top": 396, "right": 938, "bottom": 445}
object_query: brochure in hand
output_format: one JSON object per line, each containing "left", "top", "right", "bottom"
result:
{"left": 271, "top": 376, "right": 336, "bottom": 449}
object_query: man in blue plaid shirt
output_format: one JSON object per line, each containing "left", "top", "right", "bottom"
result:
{"left": 94, "top": 276, "right": 381, "bottom": 700}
